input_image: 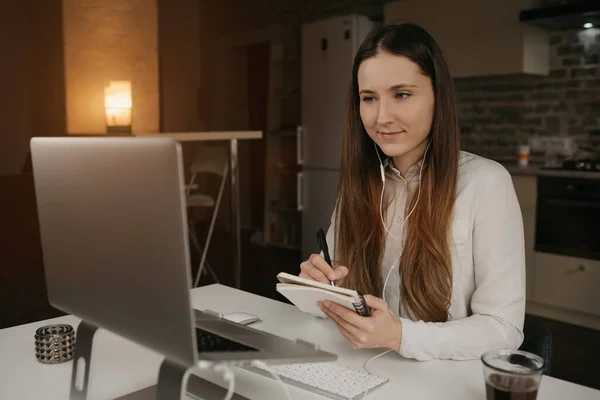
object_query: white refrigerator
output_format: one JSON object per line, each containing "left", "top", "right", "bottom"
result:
{"left": 299, "top": 15, "right": 377, "bottom": 259}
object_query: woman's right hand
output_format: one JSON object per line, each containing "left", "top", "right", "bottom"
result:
{"left": 299, "top": 254, "right": 349, "bottom": 286}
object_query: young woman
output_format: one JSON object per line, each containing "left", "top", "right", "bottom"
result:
{"left": 299, "top": 23, "right": 526, "bottom": 361}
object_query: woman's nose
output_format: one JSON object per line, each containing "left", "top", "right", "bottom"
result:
{"left": 376, "top": 99, "right": 394, "bottom": 126}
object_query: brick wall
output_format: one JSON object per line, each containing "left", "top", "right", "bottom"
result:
{"left": 455, "top": 28, "right": 600, "bottom": 161}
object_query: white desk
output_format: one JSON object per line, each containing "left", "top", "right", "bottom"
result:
{"left": 1, "top": 285, "right": 598, "bottom": 400}
{"left": 135, "top": 131, "right": 263, "bottom": 288}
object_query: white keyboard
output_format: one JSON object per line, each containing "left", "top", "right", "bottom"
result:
{"left": 247, "top": 362, "right": 389, "bottom": 400}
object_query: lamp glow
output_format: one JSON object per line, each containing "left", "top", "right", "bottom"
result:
{"left": 583, "top": 23, "right": 593, "bottom": 29}
{"left": 104, "top": 81, "right": 132, "bottom": 133}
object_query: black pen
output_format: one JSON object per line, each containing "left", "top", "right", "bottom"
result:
{"left": 316, "top": 228, "right": 335, "bottom": 286}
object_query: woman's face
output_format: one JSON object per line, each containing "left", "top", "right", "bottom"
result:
{"left": 358, "top": 51, "right": 435, "bottom": 171}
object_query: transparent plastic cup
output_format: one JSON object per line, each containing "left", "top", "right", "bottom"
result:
{"left": 481, "top": 349, "right": 545, "bottom": 400}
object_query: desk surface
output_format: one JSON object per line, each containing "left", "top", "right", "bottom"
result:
{"left": 1, "top": 285, "right": 598, "bottom": 400}
{"left": 134, "top": 131, "right": 262, "bottom": 141}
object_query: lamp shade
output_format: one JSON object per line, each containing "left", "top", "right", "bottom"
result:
{"left": 104, "top": 81, "right": 132, "bottom": 133}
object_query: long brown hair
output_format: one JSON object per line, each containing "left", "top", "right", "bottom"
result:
{"left": 335, "top": 23, "right": 460, "bottom": 322}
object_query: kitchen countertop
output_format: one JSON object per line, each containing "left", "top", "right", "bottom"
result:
{"left": 502, "top": 163, "right": 600, "bottom": 180}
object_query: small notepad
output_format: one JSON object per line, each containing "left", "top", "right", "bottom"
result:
{"left": 276, "top": 272, "right": 371, "bottom": 318}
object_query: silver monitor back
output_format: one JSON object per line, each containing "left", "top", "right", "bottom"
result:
{"left": 30, "top": 137, "right": 197, "bottom": 367}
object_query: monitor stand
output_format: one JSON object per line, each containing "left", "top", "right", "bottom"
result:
{"left": 69, "top": 320, "right": 251, "bottom": 400}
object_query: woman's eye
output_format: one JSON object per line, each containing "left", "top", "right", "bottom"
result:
{"left": 361, "top": 96, "right": 375, "bottom": 103}
{"left": 396, "top": 92, "right": 410, "bottom": 100}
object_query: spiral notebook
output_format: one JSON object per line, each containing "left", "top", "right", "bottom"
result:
{"left": 276, "top": 273, "right": 371, "bottom": 318}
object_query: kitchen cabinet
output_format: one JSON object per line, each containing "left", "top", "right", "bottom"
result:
{"left": 533, "top": 252, "right": 600, "bottom": 318}
{"left": 384, "top": 0, "right": 549, "bottom": 78}
{"left": 511, "top": 171, "right": 600, "bottom": 330}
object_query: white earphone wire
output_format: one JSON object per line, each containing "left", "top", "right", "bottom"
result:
{"left": 364, "top": 139, "right": 431, "bottom": 375}
{"left": 376, "top": 140, "right": 431, "bottom": 307}
{"left": 374, "top": 143, "right": 400, "bottom": 243}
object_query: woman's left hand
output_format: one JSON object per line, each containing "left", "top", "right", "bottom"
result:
{"left": 318, "top": 295, "right": 403, "bottom": 351}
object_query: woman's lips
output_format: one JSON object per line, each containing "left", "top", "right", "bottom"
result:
{"left": 378, "top": 130, "right": 404, "bottom": 139}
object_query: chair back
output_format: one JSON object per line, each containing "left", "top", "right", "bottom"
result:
{"left": 519, "top": 315, "right": 553, "bottom": 375}
{"left": 189, "top": 144, "right": 229, "bottom": 177}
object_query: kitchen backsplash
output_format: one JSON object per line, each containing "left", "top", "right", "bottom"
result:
{"left": 456, "top": 28, "right": 600, "bottom": 161}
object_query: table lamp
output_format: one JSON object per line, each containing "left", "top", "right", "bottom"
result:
{"left": 105, "top": 80, "right": 132, "bottom": 134}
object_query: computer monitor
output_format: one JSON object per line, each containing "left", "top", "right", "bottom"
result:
{"left": 30, "top": 136, "right": 335, "bottom": 369}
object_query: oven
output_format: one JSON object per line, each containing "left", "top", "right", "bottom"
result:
{"left": 535, "top": 176, "right": 600, "bottom": 261}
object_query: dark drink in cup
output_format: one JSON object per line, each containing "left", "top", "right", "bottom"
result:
{"left": 485, "top": 373, "right": 538, "bottom": 400}
{"left": 481, "top": 350, "right": 545, "bottom": 400}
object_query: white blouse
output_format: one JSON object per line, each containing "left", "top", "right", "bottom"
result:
{"left": 325, "top": 151, "right": 526, "bottom": 361}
